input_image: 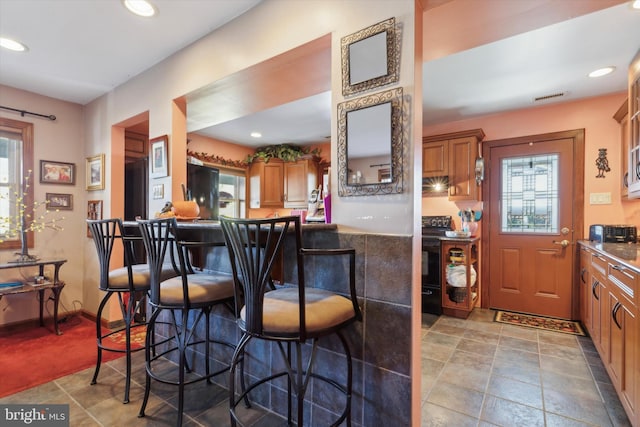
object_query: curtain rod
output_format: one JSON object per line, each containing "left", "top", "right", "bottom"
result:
{"left": 0, "top": 105, "right": 56, "bottom": 121}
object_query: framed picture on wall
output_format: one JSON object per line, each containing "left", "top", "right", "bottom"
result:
{"left": 87, "top": 200, "right": 102, "bottom": 237}
{"left": 150, "top": 135, "right": 168, "bottom": 178}
{"left": 45, "top": 193, "right": 73, "bottom": 210}
{"left": 86, "top": 154, "right": 105, "bottom": 191}
{"left": 40, "top": 160, "right": 75, "bottom": 185}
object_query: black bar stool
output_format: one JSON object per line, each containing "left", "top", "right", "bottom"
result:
{"left": 137, "top": 217, "right": 237, "bottom": 426}
{"left": 87, "top": 218, "right": 178, "bottom": 403}
{"left": 220, "top": 215, "right": 362, "bottom": 426}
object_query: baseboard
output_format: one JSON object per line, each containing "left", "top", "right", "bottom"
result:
{"left": 0, "top": 309, "right": 83, "bottom": 336}
{"left": 0, "top": 310, "right": 125, "bottom": 336}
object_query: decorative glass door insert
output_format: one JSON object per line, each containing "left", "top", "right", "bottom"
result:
{"left": 501, "top": 154, "right": 558, "bottom": 233}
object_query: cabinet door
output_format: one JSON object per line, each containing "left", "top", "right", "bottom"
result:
{"left": 579, "top": 247, "right": 592, "bottom": 333}
{"left": 284, "top": 160, "right": 317, "bottom": 208}
{"left": 448, "top": 136, "right": 478, "bottom": 201}
{"left": 628, "top": 50, "right": 640, "bottom": 198}
{"left": 422, "top": 140, "right": 448, "bottom": 177}
{"left": 261, "top": 162, "right": 284, "bottom": 207}
{"left": 590, "top": 271, "right": 608, "bottom": 357}
{"left": 609, "top": 293, "right": 637, "bottom": 418}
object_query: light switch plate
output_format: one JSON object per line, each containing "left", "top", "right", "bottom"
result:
{"left": 589, "top": 192, "right": 612, "bottom": 205}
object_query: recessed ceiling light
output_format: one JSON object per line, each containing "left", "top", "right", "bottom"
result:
{"left": 123, "top": 0, "right": 156, "bottom": 17}
{"left": 588, "top": 66, "right": 615, "bottom": 78}
{"left": 633, "top": 0, "right": 640, "bottom": 10}
{"left": 0, "top": 37, "right": 28, "bottom": 52}
{"left": 250, "top": 132, "right": 262, "bottom": 138}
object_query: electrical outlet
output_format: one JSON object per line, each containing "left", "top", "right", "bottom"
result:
{"left": 589, "top": 192, "right": 612, "bottom": 205}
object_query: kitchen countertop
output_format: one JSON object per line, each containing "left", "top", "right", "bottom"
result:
{"left": 578, "top": 240, "right": 640, "bottom": 272}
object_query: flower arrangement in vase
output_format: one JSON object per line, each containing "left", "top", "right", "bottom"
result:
{"left": 0, "top": 170, "right": 64, "bottom": 262}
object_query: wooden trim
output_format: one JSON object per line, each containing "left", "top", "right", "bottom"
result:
{"left": 613, "top": 98, "right": 629, "bottom": 123}
{"left": 422, "top": 128, "right": 486, "bottom": 144}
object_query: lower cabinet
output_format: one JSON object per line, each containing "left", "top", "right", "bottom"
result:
{"left": 579, "top": 242, "right": 639, "bottom": 426}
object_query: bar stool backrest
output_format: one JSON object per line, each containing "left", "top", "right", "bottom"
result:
{"left": 87, "top": 218, "right": 137, "bottom": 292}
{"left": 220, "top": 215, "right": 300, "bottom": 337}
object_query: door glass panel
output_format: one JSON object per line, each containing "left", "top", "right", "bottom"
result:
{"left": 501, "top": 154, "right": 558, "bottom": 233}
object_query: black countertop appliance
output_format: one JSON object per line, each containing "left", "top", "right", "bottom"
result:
{"left": 187, "top": 163, "right": 220, "bottom": 220}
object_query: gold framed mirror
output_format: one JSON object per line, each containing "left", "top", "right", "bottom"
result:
{"left": 341, "top": 17, "right": 399, "bottom": 96}
{"left": 337, "top": 87, "right": 403, "bottom": 196}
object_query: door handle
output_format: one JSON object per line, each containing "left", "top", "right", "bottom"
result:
{"left": 552, "top": 239, "right": 570, "bottom": 247}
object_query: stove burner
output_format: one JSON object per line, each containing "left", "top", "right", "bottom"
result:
{"left": 421, "top": 215, "right": 453, "bottom": 230}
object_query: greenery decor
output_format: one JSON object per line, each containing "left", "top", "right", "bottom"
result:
{"left": 245, "top": 144, "right": 321, "bottom": 164}
{"left": 0, "top": 170, "right": 64, "bottom": 262}
{"left": 186, "top": 150, "right": 247, "bottom": 169}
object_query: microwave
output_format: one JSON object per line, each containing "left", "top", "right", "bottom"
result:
{"left": 589, "top": 224, "right": 637, "bottom": 243}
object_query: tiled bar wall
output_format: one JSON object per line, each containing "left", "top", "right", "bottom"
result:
{"left": 154, "top": 225, "right": 413, "bottom": 426}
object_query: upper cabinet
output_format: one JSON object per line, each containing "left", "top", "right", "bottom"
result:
{"left": 614, "top": 100, "right": 629, "bottom": 198}
{"left": 627, "top": 49, "right": 640, "bottom": 198}
{"left": 422, "top": 129, "right": 485, "bottom": 201}
{"left": 249, "top": 158, "right": 318, "bottom": 209}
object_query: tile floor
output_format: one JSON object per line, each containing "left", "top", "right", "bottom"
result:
{"left": 0, "top": 349, "right": 282, "bottom": 426}
{"left": 421, "top": 308, "right": 632, "bottom": 427}
{"left": 1, "top": 307, "right": 632, "bottom": 426}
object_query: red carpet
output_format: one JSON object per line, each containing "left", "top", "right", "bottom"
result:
{"left": 0, "top": 315, "right": 145, "bottom": 398}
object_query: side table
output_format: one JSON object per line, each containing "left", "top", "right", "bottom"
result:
{"left": 0, "top": 258, "right": 67, "bottom": 335}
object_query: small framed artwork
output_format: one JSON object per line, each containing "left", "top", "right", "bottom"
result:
{"left": 152, "top": 183, "right": 164, "bottom": 199}
{"left": 40, "top": 160, "right": 75, "bottom": 185}
{"left": 87, "top": 200, "right": 103, "bottom": 237}
{"left": 86, "top": 154, "right": 105, "bottom": 191}
{"left": 150, "top": 135, "right": 168, "bottom": 178}
{"left": 45, "top": 193, "right": 73, "bottom": 210}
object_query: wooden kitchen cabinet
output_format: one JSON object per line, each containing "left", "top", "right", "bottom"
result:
{"left": 614, "top": 99, "right": 629, "bottom": 197}
{"left": 591, "top": 252, "right": 610, "bottom": 361}
{"left": 578, "top": 241, "right": 639, "bottom": 426}
{"left": 580, "top": 245, "right": 593, "bottom": 331}
{"left": 249, "top": 160, "right": 284, "bottom": 208}
{"left": 249, "top": 158, "right": 318, "bottom": 209}
{"left": 627, "top": 49, "right": 640, "bottom": 198}
{"left": 441, "top": 238, "right": 479, "bottom": 319}
{"left": 283, "top": 159, "right": 318, "bottom": 208}
{"left": 422, "top": 129, "right": 485, "bottom": 201}
{"left": 422, "top": 140, "right": 448, "bottom": 177}
{"left": 606, "top": 258, "right": 638, "bottom": 423}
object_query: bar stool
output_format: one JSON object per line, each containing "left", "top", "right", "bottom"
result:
{"left": 220, "top": 215, "right": 362, "bottom": 426}
{"left": 87, "top": 218, "right": 178, "bottom": 404}
{"left": 137, "top": 217, "right": 237, "bottom": 426}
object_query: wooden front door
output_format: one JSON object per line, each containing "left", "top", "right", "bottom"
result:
{"left": 484, "top": 130, "right": 584, "bottom": 319}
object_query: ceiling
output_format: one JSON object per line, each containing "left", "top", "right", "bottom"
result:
{"left": 1, "top": 0, "right": 639, "bottom": 147}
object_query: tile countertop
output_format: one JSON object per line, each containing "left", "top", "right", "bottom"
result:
{"left": 578, "top": 240, "right": 640, "bottom": 272}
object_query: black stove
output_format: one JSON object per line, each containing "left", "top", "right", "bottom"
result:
{"left": 421, "top": 215, "right": 452, "bottom": 315}
{"left": 422, "top": 215, "right": 453, "bottom": 238}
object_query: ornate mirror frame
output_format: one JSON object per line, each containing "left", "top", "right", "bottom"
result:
{"left": 337, "top": 87, "right": 404, "bottom": 197}
{"left": 341, "top": 17, "right": 399, "bottom": 96}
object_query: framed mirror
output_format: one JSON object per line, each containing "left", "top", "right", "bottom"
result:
{"left": 337, "top": 87, "right": 403, "bottom": 196}
{"left": 341, "top": 17, "right": 398, "bottom": 96}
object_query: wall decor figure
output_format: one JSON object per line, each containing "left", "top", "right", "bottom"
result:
{"left": 595, "top": 148, "right": 610, "bottom": 178}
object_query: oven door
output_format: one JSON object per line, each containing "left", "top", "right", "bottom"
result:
{"left": 422, "top": 237, "right": 442, "bottom": 315}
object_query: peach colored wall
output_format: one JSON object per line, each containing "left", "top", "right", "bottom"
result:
{"left": 0, "top": 85, "right": 86, "bottom": 327}
{"left": 422, "top": 92, "right": 640, "bottom": 236}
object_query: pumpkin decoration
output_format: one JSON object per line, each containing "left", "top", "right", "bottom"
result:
{"left": 172, "top": 200, "right": 200, "bottom": 218}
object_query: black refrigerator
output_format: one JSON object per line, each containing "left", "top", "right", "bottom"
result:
{"left": 187, "top": 163, "right": 219, "bottom": 220}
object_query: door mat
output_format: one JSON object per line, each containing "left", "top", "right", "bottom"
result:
{"left": 494, "top": 310, "right": 586, "bottom": 336}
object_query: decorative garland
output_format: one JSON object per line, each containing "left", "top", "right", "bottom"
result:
{"left": 187, "top": 150, "right": 248, "bottom": 169}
